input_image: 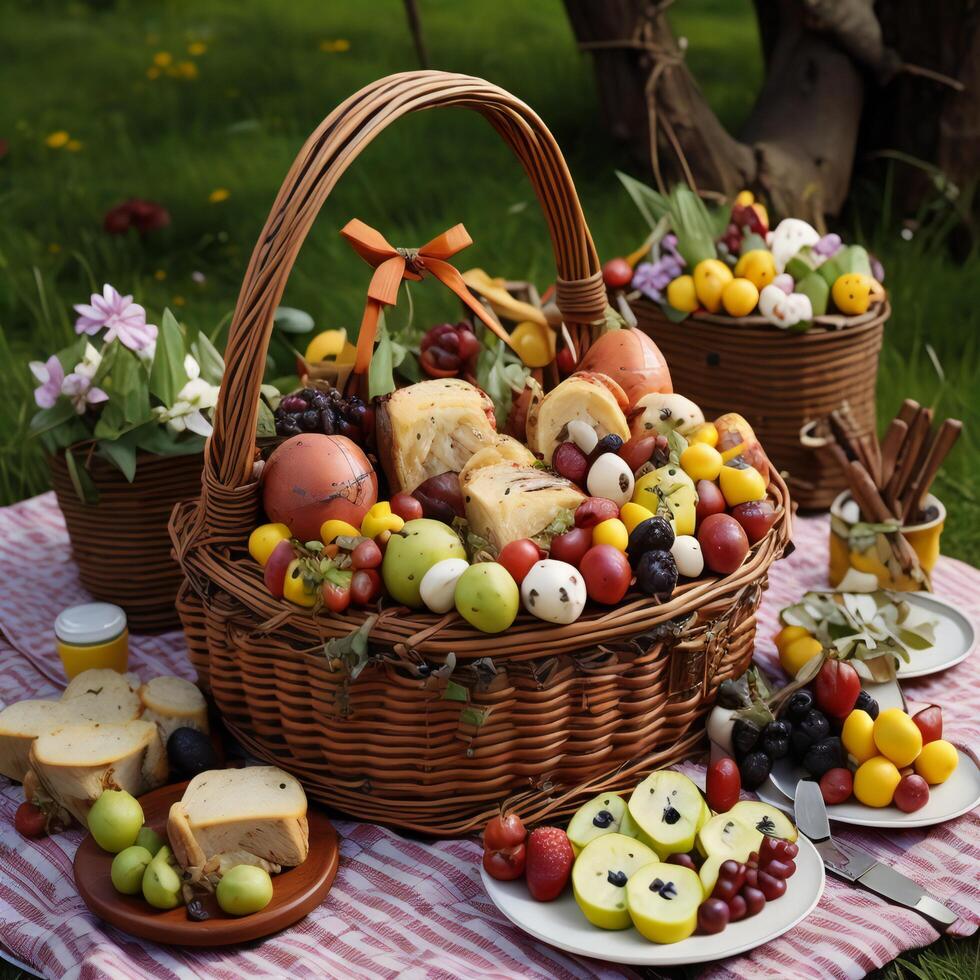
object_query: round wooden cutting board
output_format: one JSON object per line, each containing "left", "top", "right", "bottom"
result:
{"left": 73, "top": 780, "right": 339, "bottom": 946}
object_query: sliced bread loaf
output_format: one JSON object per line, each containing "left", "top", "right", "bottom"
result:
{"left": 168, "top": 767, "right": 309, "bottom": 872}
{"left": 139, "top": 676, "right": 208, "bottom": 742}
{"left": 28, "top": 719, "right": 167, "bottom": 824}
{"left": 62, "top": 669, "right": 142, "bottom": 723}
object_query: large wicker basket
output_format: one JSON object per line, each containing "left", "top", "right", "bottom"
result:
{"left": 633, "top": 300, "right": 888, "bottom": 510}
{"left": 170, "top": 71, "right": 792, "bottom": 837}
{"left": 50, "top": 450, "right": 203, "bottom": 632}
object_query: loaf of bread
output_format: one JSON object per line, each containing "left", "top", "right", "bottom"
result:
{"left": 28, "top": 719, "right": 167, "bottom": 824}
{"left": 168, "top": 767, "right": 309, "bottom": 873}
{"left": 139, "top": 675, "right": 209, "bottom": 743}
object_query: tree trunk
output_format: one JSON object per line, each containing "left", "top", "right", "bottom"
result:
{"left": 565, "top": 0, "right": 979, "bottom": 222}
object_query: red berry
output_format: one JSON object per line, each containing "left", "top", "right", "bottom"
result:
{"left": 706, "top": 757, "right": 741, "bottom": 813}
{"left": 741, "top": 885, "right": 766, "bottom": 917}
{"left": 553, "top": 442, "right": 589, "bottom": 485}
{"left": 697, "top": 897, "right": 730, "bottom": 935}
{"left": 580, "top": 545, "right": 631, "bottom": 605}
{"left": 744, "top": 866, "right": 758, "bottom": 888}
{"left": 602, "top": 258, "right": 633, "bottom": 289}
{"left": 819, "top": 767, "right": 854, "bottom": 805}
{"left": 524, "top": 827, "right": 573, "bottom": 901}
{"left": 757, "top": 870, "right": 787, "bottom": 901}
{"left": 727, "top": 894, "right": 748, "bottom": 922}
{"left": 894, "top": 773, "right": 930, "bottom": 813}
{"left": 666, "top": 853, "right": 697, "bottom": 871}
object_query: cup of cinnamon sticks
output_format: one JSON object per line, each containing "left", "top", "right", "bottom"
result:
{"left": 803, "top": 399, "right": 962, "bottom": 592}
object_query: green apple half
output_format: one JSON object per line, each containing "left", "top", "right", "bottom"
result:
{"left": 626, "top": 771, "right": 705, "bottom": 860}
{"left": 626, "top": 860, "right": 702, "bottom": 944}
{"left": 572, "top": 833, "right": 657, "bottom": 930}
{"left": 730, "top": 801, "right": 798, "bottom": 842}
{"left": 567, "top": 793, "right": 629, "bottom": 856}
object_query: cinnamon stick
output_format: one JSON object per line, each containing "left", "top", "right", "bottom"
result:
{"left": 900, "top": 419, "right": 962, "bottom": 523}
{"left": 878, "top": 418, "right": 908, "bottom": 487}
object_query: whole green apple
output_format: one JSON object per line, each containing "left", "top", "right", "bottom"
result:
{"left": 381, "top": 519, "right": 466, "bottom": 607}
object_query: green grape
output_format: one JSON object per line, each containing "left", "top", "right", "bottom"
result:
{"left": 87, "top": 790, "right": 144, "bottom": 853}
{"left": 216, "top": 865, "right": 274, "bottom": 916}
{"left": 110, "top": 845, "right": 153, "bottom": 895}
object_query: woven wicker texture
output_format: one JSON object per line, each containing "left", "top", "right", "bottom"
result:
{"left": 50, "top": 451, "right": 203, "bottom": 632}
{"left": 634, "top": 300, "right": 888, "bottom": 510}
{"left": 170, "top": 71, "right": 792, "bottom": 836}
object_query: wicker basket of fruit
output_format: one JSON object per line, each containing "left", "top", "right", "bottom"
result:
{"left": 611, "top": 179, "right": 889, "bottom": 511}
{"left": 170, "top": 71, "right": 791, "bottom": 837}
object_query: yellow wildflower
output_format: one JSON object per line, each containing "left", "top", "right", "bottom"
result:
{"left": 208, "top": 188, "right": 230, "bottom": 203}
{"left": 154, "top": 269, "right": 167, "bottom": 281}
{"left": 172, "top": 295, "right": 186, "bottom": 307}
{"left": 153, "top": 51, "right": 173, "bottom": 67}
{"left": 45, "top": 130, "right": 70, "bottom": 149}
{"left": 66, "top": 139, "right": 82, "bottom": 152}
{"left": 146, "top": 66, "right": 161, "bottom": 80}
{"left": 319, "top": 39, "right": 351, "bottom": 53}
{"left": 187, "top": 41, "right": 207, "bottom": 56}
{"left": 177, "top": 60, "right": 198, "bottom": 79}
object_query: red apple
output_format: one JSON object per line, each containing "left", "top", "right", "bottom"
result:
{"left": 731, "top": 499, "right": 777, "bottom": 543}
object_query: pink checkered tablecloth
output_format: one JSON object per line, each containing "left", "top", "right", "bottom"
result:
{"left": 0, "top": 492, "right": 977, "bottom": 980}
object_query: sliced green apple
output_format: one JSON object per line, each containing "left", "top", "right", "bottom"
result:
{"left": 627, "top": 771, "right": 704, "bottom": 860}
{"left": 626, "top": 861, "right": 702, "bottom": 944}
{"left": 730, "top": 801, "right": 798, "bottom": 842}
{"left": 696, "top": 813, "right": 762, "bottom": 862}
{"left": 572, "top": 833, "right": 657, "bottom": 930}
{"left": 567, "top": 793, "right": 628, "bottom": 856}
{"left": 619, "top": 806, "right": 642, "bottom": 840}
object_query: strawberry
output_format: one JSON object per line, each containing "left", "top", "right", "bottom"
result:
{"left": 524, "top": 826, "right": 573, "bottom": 901}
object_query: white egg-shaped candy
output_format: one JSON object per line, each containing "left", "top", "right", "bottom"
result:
{"left": 670, "top": 535, "right": 704, "bottom": 578}
{"left": 419, "top": 558, "right": 470, "bottom": 614}
{"left": 567, "top": 420, "right": 599, "bottom": 456}
{"left": 520, "top": 559, "right": 587, "bottom": 625}
{"left": 586, "top": 453, "right": 634, "bottom": 506}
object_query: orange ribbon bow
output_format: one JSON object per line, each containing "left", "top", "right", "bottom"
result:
{"left": 341, "top": 219, "right": 513, "bottom": 374}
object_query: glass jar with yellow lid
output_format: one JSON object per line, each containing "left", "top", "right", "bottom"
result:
{"left": 54, "top": 603, "right": 129, "bottom": 679}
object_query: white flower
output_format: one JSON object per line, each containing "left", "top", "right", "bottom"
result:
{"left": 153, "top": 376, "right": 220, "bottom": 437}
{"left": 184, "top": 354, "right": 200, "bottom": 379}
{"left": 137, "top": 340, "right": 156, "bottom": 366}
{"left": 74, "top": 343, "right": 103, "bottom": 381}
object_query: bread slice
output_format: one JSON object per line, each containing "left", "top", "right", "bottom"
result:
{"left": 61, "top": 668, "right": 142, "bottom": 724}
{"left": 0, "top": 671, "right": 143, "bottom": 783}
{"left": 168, "top": 767, "right": 309, "bottom": 872}
{"left": 139, "top": 676, "right": 208, "bottom": 743}
{"left": 28, "top": 720, "right": 167, "bottom": 824}
{"left": 0, "top": 701, "right": 88, "bottom": 782}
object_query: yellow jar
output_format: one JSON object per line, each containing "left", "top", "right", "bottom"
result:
{"left": 55, "top": 603, "right": 129, "bottom": 679}
{"left": 828, "top": 492, "right": 944, "bottom": 592}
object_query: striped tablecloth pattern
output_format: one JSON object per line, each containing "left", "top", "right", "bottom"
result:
{"left": 0, "top": 492, "right": 977, "bottom": 979}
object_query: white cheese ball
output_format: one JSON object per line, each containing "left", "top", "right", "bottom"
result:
{"left": 670, "top": 535, "right": 704, "bottom": 578}
{"left": 586, "top": 453, "right": 635, "bottom": 506}
{"left": 419, "top": 558, "right": 470, "bottom": 614}
{"left": 520, "top": 559, "right": 587, "bottom": 625}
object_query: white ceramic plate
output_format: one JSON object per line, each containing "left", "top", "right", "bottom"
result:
{"left": 769, "top": 746, "right": 980, "bottom": 829}
{"left": 893, "top": 593, "right": 975, "bottom": 679}
{"left": 480, "top": 836, "right": 825, "bottom": 966}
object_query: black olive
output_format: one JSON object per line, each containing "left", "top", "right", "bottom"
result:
{"left": 760, "top": 720, "right": 792, "bottom": 760}
{"left": 167, "top": 727, "right": 219, "bottom": 781}
{"left": 635, "top": 549, "right": 678, "bottom": 600}
{"left": 732, "top": 718, "right": 761, "bottom": 758}
{"left": 738, "top": 750, "right": 772, "bottom": 789}
{"left": 799, "top": 709, "right": 830, "bottom": 743}
{"left": 803, "top": 737, "right": 845, "bottom": 779}
{"left": 854, "top": 690, "right": 880, "bottom": 720}
{"left": 786, "top": 690, "right": 814, "bottom": 723}
{"left": 590, "top": 433, "right": 624, "bottom": 461}
{"left": 627, "top": 517, "right": 675, "bottom": 566}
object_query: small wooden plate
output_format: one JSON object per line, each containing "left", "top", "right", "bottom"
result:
{"left": 73, "top": 781, "right": 339, "bottom": 946}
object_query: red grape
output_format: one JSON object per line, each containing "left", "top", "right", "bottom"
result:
{"left": 728, "top": 894, "right": 748, "bottom": 922}
{"left": 549, "top": 527, "right": 592, "bottom": 567}
{"left": 497, "top": 539, "right": 544, "bottom": 585}
{"left": 814, "top": 659, "right": 861, "bottom": 717}
{"left": 742, "top": 885, "right": 766, "bottom": 917}
{"left": 819, "top": 767, "right": 854, "bottom": 805}
{"left": 695, "top": 480, "right": 727, "bottom": 525}
{"left": 574, "top": 497, "right": 620, "bottom": 529}
{"left": 413, "top": 472, "right": 465, "bottom": 523}
{"left": 390, "top": 492, "right": 424, "bottom": 522}
{"left": 894, "top": 773, "right": 930, "bottom": 813}
{"left": 579, "top": 545, "right": 631, "bottom": 604}
{"left": 666, "top": 853, "right": 697, "bottom": 871}
{"left": 711, "top": 860, "right": 747, "bottom": 901}
{"left": 706, "top": 757, "right": 741, "bottom": 813}
{"left": 911, "top": 705, "right": 942, "bottom": 744}
{"left": 761, "top": 859, "right": 794, "bottom": 880}
{"left": 553, "top": 442, "right": 589, "bottom": 484}
{"left": 697, "top": 514, "right": 750, "bottom": 574}
{"left": 697, "top": 898, "right": 730, "bottom": 935}
{"left": 757, "top": 870, "right": 787, "bottom": 901}
{"left": 731, "top": 500, "right": 777, "bottom": 543}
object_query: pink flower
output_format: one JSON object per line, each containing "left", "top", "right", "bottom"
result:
{"left": 29, "top": 355, "right": 65, "bottom": 409}
{"left": 74, "top": 284, "right": 158, "bottom": 351}
{"left": 61, "top": 371, "right": 108, "bottom": 415}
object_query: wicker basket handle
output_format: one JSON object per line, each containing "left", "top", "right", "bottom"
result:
{"left": 207, "top": 70, "right": 605, "bottom": 492}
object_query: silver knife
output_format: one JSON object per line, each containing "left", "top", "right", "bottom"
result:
{"left": 794, "top": 780, "right": 958, "bottom": 931}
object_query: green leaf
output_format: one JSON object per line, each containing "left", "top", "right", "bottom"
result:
{"left": 29, "top": 401, "right": 76, "bottom": 437}
{"left": 659, "top": 302, "right": 690, "bottom": 324}
{"left": 443, "top": 680, "right": 469, "bottom": 702}
{"left": 274, "top": 306, "right": 315, "bottom": 334}
{"left": 616, "top": 171, "right": 670, "bottom": 230}
{"left": 132, "top": 422, "right": 204, "bottom": 456}
{"left": 670, "top": 185, "right": 718, "bottom": 266}
{"left": 460, "top": 705, "right": 492, "bottom": 728}
{"left": 367, "top": 313, "right": 396, "bottom": 400}
{"left": 64, "top": 448, "right": 99, "bottom": 504}
{"left": 395, "top": 349, "right": 422, "bottom": 384}
{"left": 191, "top": 331, "right": 225, "bottom": 385}
{"left": 324, "top": 615, "right": 377, "bottom": 680}
{"left": 149, "top": 309, "right": 189, "bottom": 406}
{"left": 257, "top": 399, "right": 277, "bottom": 437}
{"left": 97, "top": 438, "right": 137, "bottom": 481}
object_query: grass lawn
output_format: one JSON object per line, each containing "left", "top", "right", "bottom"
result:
{"left": 0, "top": 0, "right": 975, "bottom": 975}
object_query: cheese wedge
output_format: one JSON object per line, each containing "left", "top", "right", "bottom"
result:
{"left": 168, "top": 767, "right": 309, "bottom": 872}
{"left": 139, "top": 676, "right": 208, "bottom": 743}
{"left": 0, "top": 671, "right": 142, "bottom": 782}
{"left": 28, "top": 720, "right": 167, "bottom": 824}
{"left": 376, "top": 378, "right": 499, "bottom": 493}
